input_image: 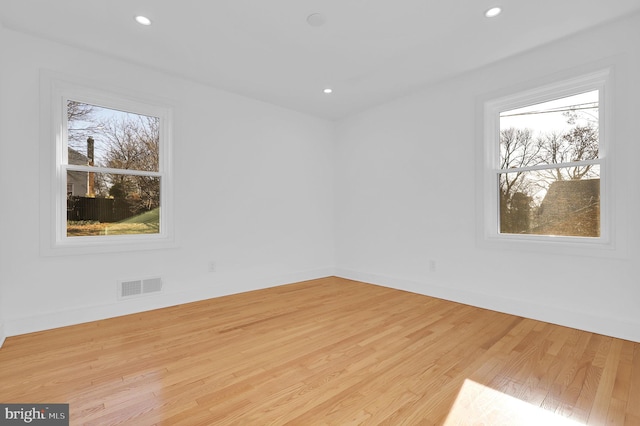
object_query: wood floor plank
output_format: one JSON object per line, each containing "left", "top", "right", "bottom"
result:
{"left": 588, "top": 338, "right": 623, "bottom": 424}
{"left": 627, "top": 344, "right": 640, "bottom": 419}
{"left": 1, "top": 276, "right": 638, "bottom": 425}
{"left": 541, "top": 330, "right": 593, "bottom": 413}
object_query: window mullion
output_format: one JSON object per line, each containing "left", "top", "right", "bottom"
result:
{"left": 497, "top": 158, "right": 601, "bottom": 174}
{"left": 65, "top": 164, "right": 162, "bottom": 177}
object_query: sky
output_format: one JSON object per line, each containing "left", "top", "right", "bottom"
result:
{"left": 67, "top": 101, "right": 158, "bottom": 168}
{"left": 500, "top": 90, "right": 598, "bottom": 135}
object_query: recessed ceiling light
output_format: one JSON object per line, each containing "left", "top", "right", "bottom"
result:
{"left": 485, "top": 7, "right": 502, "bottom": 18}
{"left": 323, "top": 88, "right": 333, "bottom": 94}
{"left": 135, "top": 15, "right": 152, "bottom": 26}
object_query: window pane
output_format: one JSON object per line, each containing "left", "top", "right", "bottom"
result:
{"left": 499, "top": 166, "right": 600, "bottom": 237}
{"left": 66, "top": 171, "right": 160, "bottom": 237}
{"left": 67, "top": 100, "right": 159, "bottom": 172}
{"left": 499, "top": 91, "right": 599, "bottom": 168}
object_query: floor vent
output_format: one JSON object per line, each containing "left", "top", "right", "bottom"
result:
{"left": 118, "top": 277, "right": 163, "bottom": 300}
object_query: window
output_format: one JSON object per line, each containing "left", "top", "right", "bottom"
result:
{"left": 40, "top": 72, "right": 174, "bottom": 255}
{"left": 65, "top": 101, "right": 161, "bottom": 237}
{"left": 479, "top": 69, "right": 612, "bottom": 250}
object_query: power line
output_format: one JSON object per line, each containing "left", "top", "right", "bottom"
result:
{"left": 500, "top": 103, "right": 597, "bottom": 118}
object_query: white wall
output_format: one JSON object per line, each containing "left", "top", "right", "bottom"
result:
{"left": 0, "top": 27, "right": 335, "bottom": 336}
{"left": 335, "top": 14, "right": 640, "bottom": 342}
{"left": 2, "top": 14, "right": 639, "bottom": 344}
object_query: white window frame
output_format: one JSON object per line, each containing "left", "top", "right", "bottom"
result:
{"left": 39, "top": 71, "right": 175, "bottom": 255}
{"left": 477, "top": 69, "right": 616, "bottom": 255}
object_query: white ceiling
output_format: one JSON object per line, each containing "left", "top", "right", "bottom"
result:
{"left": 2, "top": 0, "right": 640, "bottom": 120}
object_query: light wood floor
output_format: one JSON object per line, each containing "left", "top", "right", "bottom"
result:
{"left": 1, "top": 277, "right": 639, "bottom": 425}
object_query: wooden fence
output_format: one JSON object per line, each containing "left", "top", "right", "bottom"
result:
{"left": 67, "top": 196, "right": 133, "bottom": 223}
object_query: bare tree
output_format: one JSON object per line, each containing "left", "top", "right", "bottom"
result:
{"left": 499, "top": 128, "right": 540, "bottom": 233}
{"left": 98, "top": 115, "right": 160, "bottom": 214}
{"left": 499, "top": 127, "right": 540, "bottom": 195}
{"left": 561, "top": 124, "right": 599, "bottom": 179}
{"left": 67, "top": 101, "right": 102, "bottom": 149}
{"left": 535, "top": 125, "right": 598, "bottom": 182}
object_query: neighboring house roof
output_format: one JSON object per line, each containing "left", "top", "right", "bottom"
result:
{"left": 68, "top": 147, "right": 89, "bottom": 165}
{"left": 534, "top": 179, "right": 600, "bottom": 237}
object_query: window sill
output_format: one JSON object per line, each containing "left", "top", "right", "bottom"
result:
{"left": 40, "top": 233, "right": 177, "bottom": 257}
{"left": 478, "top": 232, "right": 624, "bottom": 259}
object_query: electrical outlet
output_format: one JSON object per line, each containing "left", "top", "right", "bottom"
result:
{"left": 208, "top": 261, "right": 216, "bottom": 273}
{"left": 429, "top": 260, "right": 436, "bottom": 272}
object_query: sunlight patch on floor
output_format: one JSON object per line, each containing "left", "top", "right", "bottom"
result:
{"left": 444, "top": 379, "right": 585, "bottom": 426}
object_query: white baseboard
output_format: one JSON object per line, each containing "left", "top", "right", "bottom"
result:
{"left": 5, "top": 267, "right": 336, "bottom": 337}
{"left": 10, "top": 266, "right": 635, "bottom": 343}
{"left": 335, "top": 268, "right": 640, "bottom": 343}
